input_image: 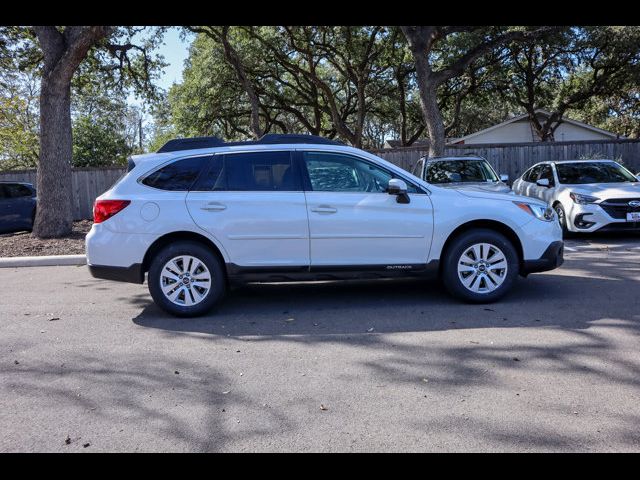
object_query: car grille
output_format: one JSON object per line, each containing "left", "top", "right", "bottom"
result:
{"left": 599, "top": 198, "right": 640, "bottom": 219}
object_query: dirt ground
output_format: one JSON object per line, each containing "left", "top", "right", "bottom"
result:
{"left": 0, "top": 220, "right": 92, "bottom": 257}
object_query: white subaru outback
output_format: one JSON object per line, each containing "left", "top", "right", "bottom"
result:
{"left": 86, "top": 134, "right": 563, "bottom": 317}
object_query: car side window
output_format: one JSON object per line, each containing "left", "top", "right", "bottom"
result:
{"left": 538, "top": 165, "right": 555, "bottom": 186}
{"left": 303, "top": 151, "right": 419, "bottom": 193}
{"left": 525, "top": 165, "right": 542, "bottom": 182}
{"left": 142, "top": 156, "right": 208, "bottom": 191}
{"left": 4, "top": 184, "right": 33, "bottom": 198}
{"left": 0, "top": 186, "right": 7, "bottom": 199}
{"left": 223, "top": 151, "right": 300, "bottom": 191}
{"left": 191, "top": 155, "right": 225, "bottom": 191}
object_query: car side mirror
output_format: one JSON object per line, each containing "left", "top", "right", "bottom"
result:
{"left": 388, "top": 179, "right": 410, "bottom": 204}
{"left": 500, "top": 174, "right": 509, "bottom": 183}
{"left": 536, "top": 178, "right": 550, "bottom": 188}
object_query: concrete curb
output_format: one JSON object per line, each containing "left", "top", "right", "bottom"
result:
{"left": 0, "top": 254, "right": 87, "bottom": 268}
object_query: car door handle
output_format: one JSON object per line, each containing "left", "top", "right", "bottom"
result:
{"left": 310, "top": 206, "right": 338, "bottom": 214}
{"left": 201, "top": 202, "right": 227, "bottom": 212}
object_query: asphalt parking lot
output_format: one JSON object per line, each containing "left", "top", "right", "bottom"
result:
{"left": 1, "top": 233, "right": 640, "bottom": 452}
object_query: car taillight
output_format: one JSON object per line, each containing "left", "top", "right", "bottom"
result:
{"left": 93, "top": 200, "right": 131, "bottom": 223}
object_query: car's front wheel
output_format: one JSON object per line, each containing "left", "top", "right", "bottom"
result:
{"left": 441, "top": 229, "right": 519, "bottom": 303}
{"left": 554, "top": 202, "right": 569, "bottom": 235}
{"left": 148, "top": 241, "right": 226, "bottom": 317}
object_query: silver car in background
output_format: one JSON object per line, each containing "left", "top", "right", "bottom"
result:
{"left": 512, "top": 159, "right": 640, "bottom": 234}
{"left": 412, "top": 155, "right": 512, "bottom": 193}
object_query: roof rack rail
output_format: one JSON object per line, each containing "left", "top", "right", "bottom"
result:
{"left": 157, "top": 133, "right": 344, "bottom": 153}
{"left": 257, "top": 134, "right": 343, "bottom": 146}
{"left": 157, "top": 136, "right": 225, "bottom": 153}
{"left": 422, "top": 153, "right": 486, "bottom": 160}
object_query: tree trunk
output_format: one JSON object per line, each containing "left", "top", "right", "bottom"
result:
{"left": 395, "top": 69, "right": 408, "bottom": 145}
{"left": 219, "top": 27, "right": 262, "bottom": 139}
{"left": 32, "top": 26, "right": 112, "bottom": 238}
{"left": 353, "top": 83, "right": 366, "bottom": 148}
{"left": 403, "top": 28, "right": 446, "bottom": 158}
{"left": 421, "top": 87, "right": 446, "bottom": 157}
{"left": 402, "top": 26, "right": 557, "bottom": 157}
{"left": 414, "top": 61, "right": 446, "bottom": 157}
{"left": 34, "top": 78, "right": 73, "bottom": 237}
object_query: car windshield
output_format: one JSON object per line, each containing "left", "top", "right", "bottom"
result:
{"left": 555, "top": 162, "right": 638, "bottom": 184}
{"left": 425, "top": 159, "right": 499, "bottom": 184}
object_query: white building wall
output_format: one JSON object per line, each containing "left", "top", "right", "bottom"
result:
{"left": 553, "top": 122, "right": 614, "bottom": 142}
{"left": 464, "top": 120, "right": 535, "bottom": 143}
{"left": 459, "top": 119, "right": 615, "bottom": 144}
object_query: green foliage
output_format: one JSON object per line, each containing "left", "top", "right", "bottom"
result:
{"left": 166, "top": 26, "right": 420, "bottom": 148}
{"left": 0, "top": 68, "right": 39, "bottom": 171}
{"left": 3, "top": 25, "right": 640, "bottom": 170}
{"left": 573, "top": 92, "right": 640, "bottom": 139}
{"left": 146, "top": 94, "right": 178, "bottom": 152}
{"left": 72, "top": 116, "right": 131, "bottom": 167}
{"left": 71, "top": 81, "right": 146, "bottom": 167}
{"left": 0, "top": 94, "right": 39, "bottom": 170}
{"left": 0, "top": 26, "right": 166, "bottom": 170}
{"left": 74, "top": 26, "right": 168, "bottom": 103}
{"left": 493, "top": 26, "right": 640, "bottom": 139}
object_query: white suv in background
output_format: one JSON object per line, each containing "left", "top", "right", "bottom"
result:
{"left": 512, "top": 160, "right": 640, "bottom": 234}
{"left": 86, "top": 134, "right": 563, "bottom": 317}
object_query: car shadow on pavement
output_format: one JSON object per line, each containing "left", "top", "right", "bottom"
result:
{"left": 131, "top": 261, "right": 640, "bottom": 338}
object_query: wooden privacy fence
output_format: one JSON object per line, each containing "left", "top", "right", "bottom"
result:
{"left": 372, "top": 138, "right": 640, "bottom": 181}
{"left": 1, "top": 139, "right": 639, "bottom": 220}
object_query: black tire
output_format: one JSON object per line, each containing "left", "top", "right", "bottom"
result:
{"left": 441, "top": 229, "right": 519, "bottom": 303}
{"left": 554, "top": 202, "right": 569, "bottom": 236}
{"left": 147, "top": 241, "right": 226, "bottom": 317}
{"left": 27, "top": 207, "right": 36, "bottom": 232}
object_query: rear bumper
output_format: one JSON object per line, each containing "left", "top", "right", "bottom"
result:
{"left": 521, "top": 241, "right": 564, "bottom": 275}
{"left": 88, "top": 263, "right": 144, "bottom": 284}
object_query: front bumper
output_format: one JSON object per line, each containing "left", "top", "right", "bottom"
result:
{"left": 567, "top": 202, "right": 640, "bottom": 232}
{"left": 521, "top": 241, "right": 564, "bottom": 276}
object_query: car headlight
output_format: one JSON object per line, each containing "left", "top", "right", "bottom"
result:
{"left": 569, "top": 192, "right": 599, "bottom": 204}
{"left": 513, "top": 201, "right": 555, "bottom": 222}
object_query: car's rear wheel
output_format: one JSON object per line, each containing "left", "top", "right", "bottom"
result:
{"left": 148, "top": 241, "right": 226, "bottom": 317}
{"left": 441, "top": 229, "right": 519, "bottom": 303}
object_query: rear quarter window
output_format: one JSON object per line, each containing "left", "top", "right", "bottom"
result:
{"left": 141, "top": 156, "right": 208, "bottom": 191}
{"left": 4, "top": 184, "right": 33, "bottom": 198}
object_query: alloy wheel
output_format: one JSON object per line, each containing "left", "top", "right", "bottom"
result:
{"left": 160, "top": 255, "right": 212, "bottom": 306}
{"left": 457, "top": 243, "right": 508, "bottom": 294}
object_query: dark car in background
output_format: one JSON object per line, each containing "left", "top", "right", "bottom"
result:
{"left": 0, "top": 182, "right": 37, "bottom": 234}
{"left": 412, "top": 155, "right": 512, "bottom": 193}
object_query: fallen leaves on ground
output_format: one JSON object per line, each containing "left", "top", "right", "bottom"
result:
{"left": 0, "top": 220, "right": 92, "bottom": 257}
